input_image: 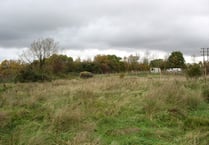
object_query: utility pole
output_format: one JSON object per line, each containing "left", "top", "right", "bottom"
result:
{"left": 207, "top": 48, "right": 209, "bottom": 63}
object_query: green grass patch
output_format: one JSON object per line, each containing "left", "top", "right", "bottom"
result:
{"left": 0, "top": 75, "right": 208, "bottom": 144}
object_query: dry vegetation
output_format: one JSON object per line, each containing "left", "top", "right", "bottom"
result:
{"left": 0, "top": 74, "right": 209, "bottom": 145}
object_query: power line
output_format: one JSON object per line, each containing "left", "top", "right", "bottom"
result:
{"left": 200, "top": 48, "right": 209, "bottom": 63}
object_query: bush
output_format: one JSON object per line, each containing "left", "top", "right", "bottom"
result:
{"left": 15, "top": 67, "right": 51, "bottom": 82}
{"left": 80, "top": 71, "right": 93, "bottom": 79}
{"left": 186, "top": 64, "right": 202, "bottom": 78}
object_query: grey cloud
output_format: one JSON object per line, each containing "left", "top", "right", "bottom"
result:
{"left": 0, "top": 0, "right": 209, "bottom": 56}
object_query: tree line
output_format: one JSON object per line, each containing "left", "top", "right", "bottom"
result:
{"left": 0, "top": 38, "right": 207, "bottom": 82}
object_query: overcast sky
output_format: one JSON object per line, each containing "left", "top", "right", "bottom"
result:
{"left": 0, "top": 0, "right": 208, "bottom": 62}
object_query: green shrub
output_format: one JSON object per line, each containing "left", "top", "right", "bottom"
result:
{"left": 15, "top": 67, "right": 51, "bottom": 82}
{"left": 186, "top": 64, "right": 202, "bottom": 78}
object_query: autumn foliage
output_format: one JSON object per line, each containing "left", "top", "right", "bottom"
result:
{"left": 0, "top": 39, "right": 203, "bottom": 82}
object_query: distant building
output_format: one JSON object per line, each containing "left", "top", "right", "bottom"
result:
{"left": 150, "top": 67, "right": 161, "bottom": 73}
{"left": 166, "top": 68, "right": 182, "bottom": 73}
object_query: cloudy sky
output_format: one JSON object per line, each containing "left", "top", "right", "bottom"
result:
{"left": 0, "top": 0, "right": 208, "bottom": 62}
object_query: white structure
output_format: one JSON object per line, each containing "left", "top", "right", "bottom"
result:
{"left": 150, "top": 67, "right": 161, "bottom": 73}
{"left": 166, "top": 68, "right": 182, "bottom": 73}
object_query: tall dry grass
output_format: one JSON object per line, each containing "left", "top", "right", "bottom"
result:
{"left": 0, "top": 75, "right": 208, "bottom": 145}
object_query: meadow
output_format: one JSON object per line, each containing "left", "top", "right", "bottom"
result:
{"left": 0, "top": 74, "right": 209, "bottom": 145}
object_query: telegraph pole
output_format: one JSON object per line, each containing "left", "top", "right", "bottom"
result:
{"left": 207, "top": 48, "right": 209, "bottom": 63}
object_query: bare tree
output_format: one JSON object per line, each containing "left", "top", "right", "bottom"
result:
{"left": 21, "top": 38, "right": 59, "bottom": 70}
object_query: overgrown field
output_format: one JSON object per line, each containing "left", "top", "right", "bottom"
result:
{"left": 0, "top": 74, "right": 209, "bottom": 145}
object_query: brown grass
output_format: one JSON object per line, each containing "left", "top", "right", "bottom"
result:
{"left": 0, "top": 75, "right": 208, "bottom": 145}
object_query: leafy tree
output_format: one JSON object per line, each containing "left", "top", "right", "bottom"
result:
{"left": 79, "top": 61, "right": 100, "bottom": 73}
{"left": 46, "top": 54, "right": 73, "bottom": 74}
{"left": 94, "top": 55, "right": 122, "bottom": 73}
{"left": 0, "top": 60, "right": 23, "bottom": 81}
{"left": 107, "top": 55, "right": 122, "bottom": 72}
{"left": 150, "top": 59, "right": 166, "bottom": 70}
{"left": 167, "top": 51, "right": 185, "bottom": 68}
{"left": 94, "top": 55, "right": 110, "bottom": 73}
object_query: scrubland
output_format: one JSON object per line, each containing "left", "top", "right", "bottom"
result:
{"left": 0, "top": 74, "right": 209, "bottom": 145}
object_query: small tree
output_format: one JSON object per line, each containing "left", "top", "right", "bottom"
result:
{"left": 18, "top": 38, "right": 59, "bottom": 82}
{"left": 21, "top": 38, "right": 59, "bottom": 71}
{"left": 186, "top": 63, "right": 202, "bottom": 78}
